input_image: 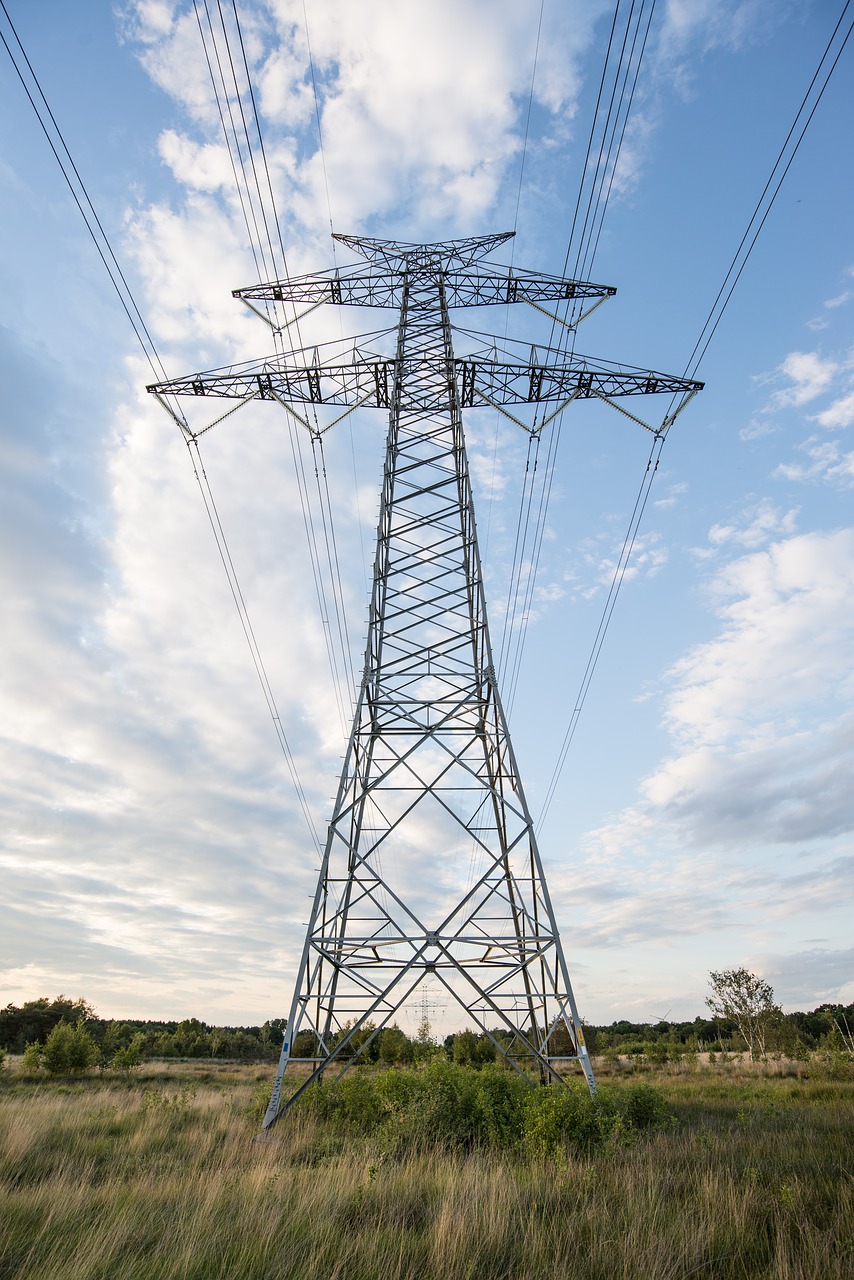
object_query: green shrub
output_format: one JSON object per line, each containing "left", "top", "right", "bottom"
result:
{"left": 110, "top": 1033, "right": 146, "bottom": 1074}
{"left": 388, "top": 1061, "right": 529, "bottom": 1150}
{"left": 620, "top": 1082, "right": 668, "bottom": 1128}
{"left": 42, "top": 1020, "right": 98, "bottom": 1075}
{"left": 377, "top": 1025, "right": 414, "bottom": 1065}
{"left": 21, "top": 1041, "right": 43, "bottom": 1073}
{"left": 522, "top": 1080, "right": 668, "bottom": 1157}
{"left": 522, "top": 1080, "right": 610, "bottom": 1155}
{"left": 294, "top": 1063, "right": 667, "bottom": 1156}
{"left": 305, "top": 1066, "right": 389, "bottom": 1129}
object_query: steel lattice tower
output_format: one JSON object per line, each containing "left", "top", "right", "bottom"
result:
{"left": 148, "top": 232, "right": 702, "bottom": 1129}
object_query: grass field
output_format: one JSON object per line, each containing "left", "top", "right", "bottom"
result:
{"left": 1, "top": 1056, "right": 852, "bottom": 1279}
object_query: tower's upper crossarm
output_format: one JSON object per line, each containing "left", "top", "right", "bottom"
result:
{"left": 233, "top": 266, "right": 401, "bottom": 309}
{"left": 235, "top": 265, "right": 615, "bottom": 310}
{"left": 457, "top": 355, "right": 704, "bottom": 407}
{"left": 447, "top": 269, "right": 615, "bottom": 308}
{"left": 332, "top": 230, "right": 515, "bottom": 269}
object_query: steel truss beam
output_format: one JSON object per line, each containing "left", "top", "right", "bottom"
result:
{"left": 232, "top": 264, "right": 616, "bottom": 310}
{"left": 147, "top": 234, "right": 703, "bottom": 1130}
{"left": 147, "top": 348, "right": 700, "bottom": 412}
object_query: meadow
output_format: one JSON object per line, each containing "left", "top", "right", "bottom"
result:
{"left": 1, "top": 1055, "right": 852, "bottom": 1280}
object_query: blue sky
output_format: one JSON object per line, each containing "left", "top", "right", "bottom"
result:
{"left": 0, "top": 0, "right": 852, "bottom": 1030}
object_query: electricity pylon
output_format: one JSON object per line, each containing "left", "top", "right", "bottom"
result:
{"left": 148, "top": 232, "right": 702, "bottom": 1130}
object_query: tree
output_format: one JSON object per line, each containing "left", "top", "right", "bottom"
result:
{"left": 706, "top": 968, "right": 781, "bottom": 1059}
{"left": 377, "top": 1024, "right": 413, "bottom": 1065}
{"left": 110, "top": 1032, "right": 146, "bottom": 1073}
{"left": 0, "top": 996, "right": 95, "bottom": 1053}
{"left": 22, "top": 1041, "right": 43, "bottom": 1073}
{"left": 451, "top": 1030, "right": 495, "bottom": 1067}
{"left": 42, "top": 1020, "right": 98, "bottom": 1075}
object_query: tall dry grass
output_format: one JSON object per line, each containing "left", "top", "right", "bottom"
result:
{"left": 1, "top": 1059, "right": 851, "bottom": 1279}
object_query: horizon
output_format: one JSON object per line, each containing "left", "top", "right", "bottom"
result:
{"left": 1, "top": 0, "right": 852, "bottom": 1030}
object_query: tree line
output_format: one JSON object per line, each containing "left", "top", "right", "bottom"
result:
{"left": 2, "top": 978, "right": 852, "bottom": 1073}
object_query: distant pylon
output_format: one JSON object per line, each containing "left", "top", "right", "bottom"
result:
{"left": 148, "top": 232, "right": 702, "bottom": 1129}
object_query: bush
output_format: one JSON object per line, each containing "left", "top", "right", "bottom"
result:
{"left": 377, "top": 1025, "right": 413, "bottom": 1065}
{"left": 295, "top": 1063, "right": 667, "bottom": 1156}
{"left": 111, "top": 1033, "right": 146, "bottom": 1074}
{"left": 22, "top": 1041, "right": 43, "bottom": 1073}
{"left": 42, "top": 1020, "right": 98, "bottom": 1075}
{"left": 382, "top": 1060, "right": 525, "bottom": 1150}
{"left": 523, "top": 1080, "right": 610, "bottom": 1155}
{"left": 522, "top": 1080, "right": 668, "bottom": 1157}
{"left": 620, "top": 1083, "right": 668, "bottom": 1129}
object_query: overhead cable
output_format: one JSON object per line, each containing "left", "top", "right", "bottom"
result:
{"left": 537, "top": 432, "right": 663, "bottom": 830}
{"left": 195, "top": 0, "right": 356, "bottom": 732}
{"left": 0, "top": 0, "right": 323, "bottom": 848}
{"left": 497, "top": 0, "right": 656, "bottom": 698}
{"left": 674, "top": 0, "right": 853, "bottom": 396}
{"left": 189, "top": 440, "right": 323, "bottom": 852}
{"left": 0, "top": 0, "right": 170, "bottom": 391}
{"left": 539, "top": 0, "right": 853, "bottom": 824}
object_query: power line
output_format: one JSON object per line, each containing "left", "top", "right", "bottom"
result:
{"left": 497, "top": 0, "right": 656, "bottom": 700}
{"left": 513, "top": 0, "right": 545, "bottom": 235}
{"left": 0, "top": 0, "right": 169, "bottom": 389}
{"left": 570, "top": 0, "right": 656, "bottom": 294}
{"left": 502, "top": 1, "right": 659, "bottom": 711}
{"left": 538, "top": 0, "right": 853, "bottom": 826}
{"left": 0, "top": 0, "right": 324, "bottom": 849}
{"left": 215, "top": 0, "right": 282, "bottom": 288}
{"left": 560, "top": 0, "right": 622, "bottom": 285}
{"left": 230, "top": 0, "right": 291, "bottom": 278}
{"left": 481, "top": 0, "right": 545, "bottom": 568}
{"left": 194, "top": 0, "right": 361, "bottom": 785}
{"left": 537, "top": 434, "right": 663, "bottom": 830}
{"left": 302, "top": 0, "right": 335, "bottom": 242}
{"left": 676, "top": 0, "right": 853, "bottom": 393}
{"left": 194, "top": 0, "right": 357, "bottom": 733}
{"left": 189, "top": 440, "right": 323, "bottom": 852}
{"left": 193, "top": 0, "right": 267, "bottom": 290}
{"left": 577, "top": 0, "right": 656, "bottom": 286}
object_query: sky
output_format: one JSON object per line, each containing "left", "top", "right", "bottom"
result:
{"left": 0, "top": 0, "right": 852, "bottom": 1032}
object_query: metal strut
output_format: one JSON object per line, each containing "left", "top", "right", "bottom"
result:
{"left": 145, "top": 233, "right": 702, "bottom": 1130}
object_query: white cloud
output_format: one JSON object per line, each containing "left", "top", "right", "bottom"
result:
{"left": 705, "top": 499, "right": 798, "bottom": 551}
{"left": 551, "top": 529, "right": 854, "bottom": 1012}
{"left": 774, "top": 437, "right": 854, "bottom": 487}
{"left": 744, "top": 338, "right": 853, "bottom": 444}
{"left": 653, "top": 480, "right": 687, "bottom": 510}
{"left": 739, "top": 415, "right": 775, "bottom": 441}
{"left": 124, "top": 0, "right": 603, "bottom": 241}
{"left": 654, "top": 0, "right": 772, "bottom": 105}
{"left": 157, "top": 131, "right": 239, "bottom": 194}
{"left": 772, "top": 350, "right": 840, "bottom": 407}
{"left": 762, "top": 945, "right": 854, "bottom": 1008}
{"left": 5, "top": 0, "right": 850, "bottom": 1028}
{"left": 567, "top": 528, "right": 669, "bottom": 600}
{"left": 812, "top": 390, "right": 854, "bottom": 430}
{"left": 665, "top": 529, "right": 854, "bottom": 749}
{"left": 573, "top": 527, "right": 854, "bottom": 871}
{"left": 122, "top": 5, "right": 221, "bottom": 126}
